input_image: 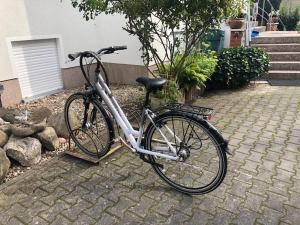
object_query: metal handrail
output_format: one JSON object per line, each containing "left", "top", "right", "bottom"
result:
{"left": 258, "top": 0, "right": 286, "bottom": 31}
{"left": 257, "top": 6, "right": 272, "bottom": 23}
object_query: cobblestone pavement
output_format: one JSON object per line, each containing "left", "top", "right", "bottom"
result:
{"left": 1, "top": 84, "right": 300, "bottom": 225}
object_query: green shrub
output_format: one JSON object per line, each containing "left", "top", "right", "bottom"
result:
{"left": 155, "top": 50, "right": 218, "bottom": 103}
{"left": 208, "top": 47, "right": 270, "bottom": 89}
{"left": 278, "top": 7, "right": 300, "bottom": 31}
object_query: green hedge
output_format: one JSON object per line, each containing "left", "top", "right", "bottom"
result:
{"left": 207, "top": 47, "right": 270, "bottom": 89}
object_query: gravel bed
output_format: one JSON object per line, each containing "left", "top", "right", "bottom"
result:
{"left": 3, "top": 84, "right": 144, "bottom": 183}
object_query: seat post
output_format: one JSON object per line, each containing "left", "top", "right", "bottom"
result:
{"left": 144, "top": 91, "right": 151, "bottom": 108}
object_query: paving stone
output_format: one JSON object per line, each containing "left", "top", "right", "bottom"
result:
{"left": 184, "top": 210, "right": 211, "bottom": 225}
{"left": 165, "top": 210, "right": 190, "bottom": 225}
{"left": 268, "top": 178, "right": 290, "bottom": 197}
{"left": 61, "top": 199, "right": 93, "bottom": 221}
{"left": 228, "top": 180, "right": 251, "bottom": 198}
{"left": 29, "top": 216, "right": 48, "bottom": 225}
{"left": 258, "top": 206, "right": 284, "bottom": 225}
{"left": 240, "top": 160, "right": 259, "bottom": 174}
{"left": 49, "top": 214, "right": 72, "bottom": 225}
{"left": 264, "top": 192, "right": 288, "bottom": 212}
{"left": 286, "top": 191, "right": 300, "bottom": 209}
{"left": 208, "top": 208, "right": 235, "bottom": 225}
{"left": 243, "top": 192, "right": 265, "bottom": 212}
{"left": 106, "top": 196, "right": 136, "bottom": 217}
{"left": 232, "top": 210, "right": 259, "bottom": 225}
{"left": 94, "top": 212, "right": 118, "bottom": 225}
{"left": 40, "top": 200, "right": 71, "bottom": 222}
{"left": 129, "top": 196, "right": 155, "bottom": 218}
{"left": 282, "top": 205, "right": 300, "bottom": 225}
{"left": 222, "top": 193, "right": 243, "bottom": 214}
{"left": 274, "top": 168, "right": 294, "bottom": 184}
{"left": 71, "top": 213, "right": 96, "bottom": 225}
{"left": 84, "top": 197, "right": 114, "bottom": 220}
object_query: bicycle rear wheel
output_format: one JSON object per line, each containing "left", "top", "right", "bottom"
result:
{"left": 64, "top": 93, "right": 114, "bottom": 157}
{"left": 144, "top": 111, "right": 227, "bottom": 195}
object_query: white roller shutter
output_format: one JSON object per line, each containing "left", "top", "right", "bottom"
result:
{"left": 12, "top": 39, "right": 63, "bottom": 99}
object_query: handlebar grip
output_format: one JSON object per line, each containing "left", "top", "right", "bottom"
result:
{"left": 68, "top": 53, "right": 81, "bottom": 61}
{"left": 113, "top": 45, "right": 127, "bottom": 51}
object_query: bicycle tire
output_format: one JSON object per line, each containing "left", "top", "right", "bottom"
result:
{"left": 64, "top": 93, "right": 114, "bottom": 157}
{"left": 143, "top": 111, "right": 227, "bottom": 195}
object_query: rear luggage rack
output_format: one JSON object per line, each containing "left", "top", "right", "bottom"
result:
{"left": 155, "top": 103, "right": 214, "bottom": 120}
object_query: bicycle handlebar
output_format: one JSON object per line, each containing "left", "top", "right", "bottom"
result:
{"left": 68, "top": 45, "right": 127, "bottom": 61}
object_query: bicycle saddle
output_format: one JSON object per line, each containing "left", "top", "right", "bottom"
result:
{"left": 136, "top": 77, "right": 166, "bottom": 92}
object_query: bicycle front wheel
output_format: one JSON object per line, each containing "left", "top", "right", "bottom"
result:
{"left": 64, "top": 93, "right": 114, "bottom": 157}
{"left": 144, "top": 111, "right": 227, "bottom": 195}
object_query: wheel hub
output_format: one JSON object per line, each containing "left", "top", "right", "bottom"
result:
{"left": 178, "top": 144, "right": 190, "bottom": 161}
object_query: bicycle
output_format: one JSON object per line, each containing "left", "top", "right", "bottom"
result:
{"left": 64, "top": 46, "right": 230, "bottom": 195}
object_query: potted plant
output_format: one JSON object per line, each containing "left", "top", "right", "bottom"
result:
{"left": 228, "top": 9, "right": 247, "bottom": 29}
{"left": 176, "top": 50, "right": 218, "bottom": 103}
{"left": 267, "top": 10, "right": 279, "bottom": 31}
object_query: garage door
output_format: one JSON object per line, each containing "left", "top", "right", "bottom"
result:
{"left": 12, "top": 39, "right": 63, "bottom": 99}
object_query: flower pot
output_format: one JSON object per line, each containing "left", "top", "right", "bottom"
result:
{"left": 228, "top": 18, "right": 245, "bottom": 29}
{"left": 266, "top": 22, "right": 278, "bottom": 31}
{"left": 183, "top": 86, "right": 205, "bottom": 104}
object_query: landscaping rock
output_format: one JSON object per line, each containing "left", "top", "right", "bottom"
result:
{"left": 0, "top": 118, "right": 10, "bottom": 125}
{"left": 58, "top": 137, "right": 67, "bottom": 144}
{"left": 0, "top": 124, "right": 11, "bottom": 136}
{"left": 0, "top": 108, "right": 24, "bottom": 123}
{"left": 0, "top": 148, "right": 10, "bottom": 182}
{"left": 11, "top": 122, "right": 45, "bottom": 138}
{"left": 0, "top": 130, "right": 8, "bottom": 147}
{"left": 35, "top": 127, "right": 59, "bottom": 151}
{"left": 28, "top": 107, "right": 52, "bottom": 124}
{"left": 47, "top": 112, "right": 80, "bottom": 138}
{"left": 4, "top": 136, "right": 42, "bottom": 167}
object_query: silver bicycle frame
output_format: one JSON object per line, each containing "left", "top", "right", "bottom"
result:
{"left": 95, "top": 73, "right": 180, "bottom": 161}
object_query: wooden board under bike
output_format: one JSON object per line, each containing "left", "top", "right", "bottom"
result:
{"left": 64, "top": 137, "right": 125, "bottom": 164}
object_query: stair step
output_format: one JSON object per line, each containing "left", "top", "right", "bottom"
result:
{"left": 268, "top": 70, "right": 300, "bottom": 80}
{"left": 268, "top": 79, "right": 300, "bottom": 86}
{"left": 252, "top": 43, "right": 300, "bottom": 52}
{"left": 270, "top": 61, "right": 300, "bottom": 70}
{"left": 251, "top": 36, "right": 300, "bottom": 44}
{"left": 268, "top": 52, "right": 300, "bottom": 61}
{"left": 252, "top": 26, "right": 266, "bottom": 33}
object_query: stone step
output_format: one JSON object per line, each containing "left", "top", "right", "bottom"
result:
{"left": 268, "top": 52, "right": 300, "bottom": 61}
{"left": 251, "top": 36, "right": 300, "bottom": 44}
{"left": 270, "top": 61, "right": 300, "bottom": 70}
{"left": 268, "top": 79, "right": 300, "bottom": 86}
{"left": 252, "top": 43, "right": 300, "bottom": 52}
{"left": 268, "top": 70, "right": 300, "bottom": 80}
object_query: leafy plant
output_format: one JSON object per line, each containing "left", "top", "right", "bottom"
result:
{"left": 154, "top": 80, "right": 182, "bottom": 104}
{"left": 278, "top": 7, "right": 300, "bottom": 31}
{"left": 155, "top": 50, "right": 217, "bottom": 102}
{"left": 176, "top": 51, "right": 217, "bottom": 92}
{"left": 208, "top": 47, "right": 270, "bottom": 89}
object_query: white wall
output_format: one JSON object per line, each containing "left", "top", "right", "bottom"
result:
{"left": 0, "top": 0, "right": 30, "bottom": 81}
{"left": 0, "top": 0, "right": 143, "bottom": 82}
{"left": 220, "top": 22, "right": 231, "bottom": 48}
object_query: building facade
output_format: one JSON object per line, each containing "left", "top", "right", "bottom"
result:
{"left": 0, "top": 0, "right": 147, "bottom": 107}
